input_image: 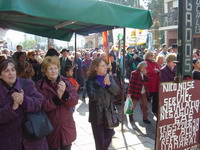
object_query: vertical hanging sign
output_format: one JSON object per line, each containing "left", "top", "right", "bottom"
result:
{"left": 193, "top": 0, "right": 200, "bottom": 36}
{"left": 177, "top": 0, "right": 193, "bottom": 76}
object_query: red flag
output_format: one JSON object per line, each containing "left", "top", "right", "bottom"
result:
{"left": 102, "top": 31, "right": 109, "bottom": 63}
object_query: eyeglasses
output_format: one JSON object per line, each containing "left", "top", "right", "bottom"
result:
{"left": 99, "top": 64, "right": 108, "bottom": 68}
{"left": 32, "top": 54, "right": 36, "bottom": 56}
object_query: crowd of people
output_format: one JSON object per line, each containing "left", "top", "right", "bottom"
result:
{"left": 0, "top": 43, "right": 199, "bottom": 150}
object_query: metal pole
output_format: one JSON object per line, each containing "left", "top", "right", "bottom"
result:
{"left": 121, "top": 27, "right": 126, "bottom": 131}
{"left": 74, "top": 33, "right": 77, "bottom": 79}
{"left": 175, "top": 0, "right": 184, "bottom": 82}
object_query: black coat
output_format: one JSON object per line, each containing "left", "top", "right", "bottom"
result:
{"left": 86, "top": 75, "right": 119, "bottom": 125}
{"left": 60, "top": 57, "right": 72, "bottom": 77}
{"left": 125, "top": 54, "right": 142, "bottom": 79}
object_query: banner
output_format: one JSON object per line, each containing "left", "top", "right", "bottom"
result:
{"left": 112, "top": 28, "right": 148, "bottom": 50}
{"left": 156, "top": 80, "right": 200, "bottom": 150}
{"left": 102, "top": 31, "right": 109, "bottom": 62}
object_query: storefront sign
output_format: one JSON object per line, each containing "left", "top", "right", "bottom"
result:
{"left": 178, "top": 0, "right": 193, "bottom": 76}
{"left": 193, "top": 0, "right": 200, "bottom": 35}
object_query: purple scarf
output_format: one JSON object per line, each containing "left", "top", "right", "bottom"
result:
{"left": 96, "top": 75, "right": 106, "bottom": 87}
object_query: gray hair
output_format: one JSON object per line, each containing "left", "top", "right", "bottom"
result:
{"left": 137, "top": 61, "right": 148, "bottom": 69}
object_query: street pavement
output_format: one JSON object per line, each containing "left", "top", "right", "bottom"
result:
{"left": 71, "top": 97, "right": 157, "bottom": 150}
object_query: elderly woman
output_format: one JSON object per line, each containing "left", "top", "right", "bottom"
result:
{"left": 36, "top": 56, "right": 79, "bottom": 150}
{"left": 156, "top": 55, "right": 165, "bottom": 68}
{"left": 86, "top": 57, "right": 119, "bottom": 150}
{"left": 159, "top": 53, "right": 177, "bottom": 82}
{"left": 128, "top": 61, "right": 151, "bottom": 124}
{"left": 144, "top": 51, "right": 160, "bottom": 115}
{"left": 0, "top": 59, "right": 48, "bottom": 150}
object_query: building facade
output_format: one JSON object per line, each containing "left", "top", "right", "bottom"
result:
{"left": 159, "top": 0, "right": 200, "bottom": 49}
{"left": 159, "top": 0, "right": 178, "bottom": 47}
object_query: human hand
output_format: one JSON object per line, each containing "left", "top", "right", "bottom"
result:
{"left": 133, "top": 54, "right": 137, "bottom": 59}
{"left": 154, "top": 68, "right": 160, "bottom": 73}
{"left": 127, "top": 94, "right": 131, "bottom": 98}
{"left": 113, "top": 73, "right": 117, "bottom": 77}
{"left": 104, "top": 74, "right": 111, "bottom": 86}
{"left": 12, "top": 90, "right": 24, "bottom": 105}
{"left": 57, "top": 81, "right": 66, "bottom": 99}
{"left": 12, "top": 101, "right": 19, "bottom": 110}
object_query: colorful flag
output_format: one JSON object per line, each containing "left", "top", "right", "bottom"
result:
{"left": 102, "top": 31, "right": 109, "bottom": 62}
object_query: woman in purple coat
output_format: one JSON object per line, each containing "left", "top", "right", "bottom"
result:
{"left": 0, "top": 59, "right": 48, "bottom": 150}
{"left": 159, "top": 53, "right": 177, "bottom": 82}
{"left": 36, "top": 56, "right": 79, "bottom": 150}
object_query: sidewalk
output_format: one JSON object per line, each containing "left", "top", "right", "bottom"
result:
{"left": 71, "top": 98, "right": 156, "bottom": 150}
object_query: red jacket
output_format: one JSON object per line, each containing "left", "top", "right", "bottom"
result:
{"left": 36, "top": 76, "right": 79, "bottom": 149}
{"left": 145, "top": 61, "right": 160, "bottom": 93}
{"left": 128, "top": 70, "right": 149, "bottom": 100}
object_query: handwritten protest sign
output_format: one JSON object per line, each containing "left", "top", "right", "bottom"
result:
{"left": 156, "top": 81, "right": 200, "bottom": 150}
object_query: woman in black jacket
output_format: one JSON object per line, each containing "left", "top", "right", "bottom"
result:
{"left": 86, "top": 58, "right": 119, "bottom": 150}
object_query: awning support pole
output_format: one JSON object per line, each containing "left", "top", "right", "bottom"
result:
{"left": 74, "top": 33, "right": 77, "bottom": 79}
{"left": 121, "top": 28, "right": 126, "bottom": 131}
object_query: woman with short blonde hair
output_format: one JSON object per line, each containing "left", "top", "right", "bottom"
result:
{"left": 41, "top": 56, "right": 60, "bottom": 76}
{"left": 36, "top": 56, "right": 79, "bottom": 150}
{"left": 159, "top": 53, "right": 177, "bottom": 82}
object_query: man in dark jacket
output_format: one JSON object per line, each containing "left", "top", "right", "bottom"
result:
{"left": 12, "top": 44, "right": 23, "bottom": 63}
{"left": 60, "top": 49, "right": 72, "bottom": 77}
{"left": 125, "top": 47, "right": 143, "bottom": 79}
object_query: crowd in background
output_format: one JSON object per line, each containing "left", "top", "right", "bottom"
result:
{"left": 0, "top": 43, "right": 200, "bottom": 150}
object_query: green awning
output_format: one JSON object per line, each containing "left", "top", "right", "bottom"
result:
{"left": 0, "top": 0, "right": 152, "bottom": 41}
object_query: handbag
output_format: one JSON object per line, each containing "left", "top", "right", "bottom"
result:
{"left": 24, "top": 111, "right": 53, "bottom": 138}
{"left": 104, "top": 100, "right": 119, "bottom": 129}
{"left": 20, "top": 79, "right": 53, "bottom": 138}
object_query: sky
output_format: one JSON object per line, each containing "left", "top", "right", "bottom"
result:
{"left": 5, "top": 30, "right": 25, "bottom": 44}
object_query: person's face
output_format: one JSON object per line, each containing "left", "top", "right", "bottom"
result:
{"left": 140, "top": 67, "right": 147, "bottom": 75}
{"left": 158, "top": 57, "right": 164, "bottom": 64}
{"left": 193, "top": 60, "right": 200, "bottom": 69}
{"left": 173, "top": 48, "right": 178, "bottom": 54}
{"left": 147, "top": 53, "right": 154, "bottom": 61}
{"left": 62, "top": 51, "right": 68, "bottom": 57}
{"left": 45, "top": 64, "right": 59, "bottom": 81}
{"left": 66, "top": 68, "right": 74, "bottom": 77}
{"left": 29, "top": 53, "right": 36, "bottom": 60}
{"left": 17, "top": 46, "right": 22, "bottom": 52}
{"left": 96, "top": 60, "right": 107, "bottom": 76}
{"left": 109, "top": 56, "right": 114, "bottom": 62}
{"left": 85, "top": 53, "right": 90, "bottom": 60}
{"left": 19, "top": 54, "right": 26, "bottom": 62}
{"left": 167, "top": 61, "right": 176, "bottom": 69}
{"left": 163, "top": 46, "right": 168, "bottom": 52}
{"left": 0, "top": 63, "right": 16, "bottom": 86}
{"left": 128, "top": 48, "right": 133, "bottom": 54}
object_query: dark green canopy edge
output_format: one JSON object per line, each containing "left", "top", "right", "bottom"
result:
{"left": 0, "top": 0, "right": 152, "bottom": 41}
